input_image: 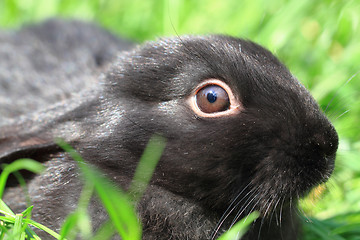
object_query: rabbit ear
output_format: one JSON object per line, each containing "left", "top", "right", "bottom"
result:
{"left": 0, "top": 127, "right": 58, "bottom": 164}
{"left": 0, "top": 97, "right": 92, "bottom": 164}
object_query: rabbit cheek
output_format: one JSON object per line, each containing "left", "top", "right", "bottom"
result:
{"left": 248, "top": 122, "right": 338, "bottom": 216}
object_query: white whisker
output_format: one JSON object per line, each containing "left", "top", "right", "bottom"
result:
{"left": 210, "top": 182, "right": 253, "bottom": 239}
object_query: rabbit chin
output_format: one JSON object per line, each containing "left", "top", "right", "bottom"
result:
{"left": 247, "top": 149, "right": 336, "bottom": 217}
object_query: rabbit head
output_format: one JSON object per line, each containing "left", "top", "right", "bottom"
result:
{"left": 0, "top": 30, "right": 338, "bottom": 239}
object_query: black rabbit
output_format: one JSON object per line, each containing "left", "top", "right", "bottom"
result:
{"left": 0, "top": 20, "right": 338, "bottom": 240}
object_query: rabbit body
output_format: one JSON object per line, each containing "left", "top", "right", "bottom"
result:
{"left": 0, "top": 20, "right": 338, "bottom": 240}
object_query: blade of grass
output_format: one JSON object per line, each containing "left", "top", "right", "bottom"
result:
{"left": 0, "top": 159, "right": 44, "bottom": 198}
{"left": 332, "top": 223, "right": 360, "bottom": 236}
{"left": 216, "top": 211, "right": 259, "bottom": 240}
{"left": 87, "top": 168, "right": 141, "bottom": 240}
{"left": 0, "top": 200, "right": 15, "bottom": 217}
{"left": 24, "top": 226, "right": 41, "bottom": 240}
{"left": 20, "top": 206, "right": 33, "bottom": 219}
{"left": 56, "top": 139, "right": 142, "bottom": 240}
{"left": 59, "top": 213, "right": 80, "bottom": 240}
{"left": 128, "top": 134, "right": 166, "bottom": 202}
{"left": 12, "top": 171, "right": 32, "bottom": 206}
{"left": 60, "top": 175, "right": 94, "bottom": 239}
{"left": 92, "top": 220, "right": 116, "bottom": 240}
{"left": 0, "top": 225, "right": 6, "bottom": 240}
{"left": 0, "top": 215, "right": 15, "bottom": 223}
{"left": 303, "top": 217, "right": 346, "bottom": 240}
{"left": 24, "top": 219, "right": 63, "bottom": 239}
{"left": 73, "top": 182, "right": 93, "bottom": 239}
{"left": 12, "top": 214, "right": 23, "bottom": 239}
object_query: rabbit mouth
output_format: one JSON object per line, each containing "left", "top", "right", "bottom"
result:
{"left": 245, "top": 149, "right": 336, "bottom": 217}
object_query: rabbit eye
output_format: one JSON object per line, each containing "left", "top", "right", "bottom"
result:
{"left": 196, "top": 85, "right": 230, "bottom": 113}
{"left": 188, "top": 79, "right": 243, "bottom": 118}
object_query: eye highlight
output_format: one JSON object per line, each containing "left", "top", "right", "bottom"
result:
{"left": 196, "top": 85, "right": 230, "bottom": 113}
{"left": 188, "top": 79, "right": 242, "bottom": 118}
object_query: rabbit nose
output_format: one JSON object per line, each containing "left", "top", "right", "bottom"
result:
{"left": 312, "top": 132, "right": 338, "bottom": 157}
{"left": 310, "top": 125, "right": 338, "bottom": 159}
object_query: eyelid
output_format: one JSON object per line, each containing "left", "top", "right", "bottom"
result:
{"left": 187, "top": 79, "right": 243, "bottom": 118}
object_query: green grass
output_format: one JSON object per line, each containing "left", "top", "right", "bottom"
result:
{"left": 0, "top": 137, "right": 257, "bottom": 239}
{"left": 0, "top": 0, "right": 359, "bottom": 239}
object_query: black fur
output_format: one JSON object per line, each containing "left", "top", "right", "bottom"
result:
{"left": 0, "top": 20, "right": 338, "bottom": 239}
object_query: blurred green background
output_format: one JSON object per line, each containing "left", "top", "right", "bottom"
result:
{"left": 0, "top": 0, "right": 359, "bottom": 239}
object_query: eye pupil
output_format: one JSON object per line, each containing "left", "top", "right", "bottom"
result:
{"left": 195, "top": 84, "right": 230, "bottom": 113}
{"left": 207, "top": 91, "right": 217, "bottom": 103}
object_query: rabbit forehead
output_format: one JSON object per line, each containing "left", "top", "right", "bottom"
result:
{"left": 106, "top": 35, "right": 297, "bottom": 102}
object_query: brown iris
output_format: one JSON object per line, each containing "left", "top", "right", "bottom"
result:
{"left": 195, "top": 85, "right": 230, "bottom": 113}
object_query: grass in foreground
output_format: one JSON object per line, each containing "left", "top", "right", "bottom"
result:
{"left": 0, "top": 136, "right": 258, "bottom": 240}
{"left": 0, "top": 0, "right": 359, "bottom": 239}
